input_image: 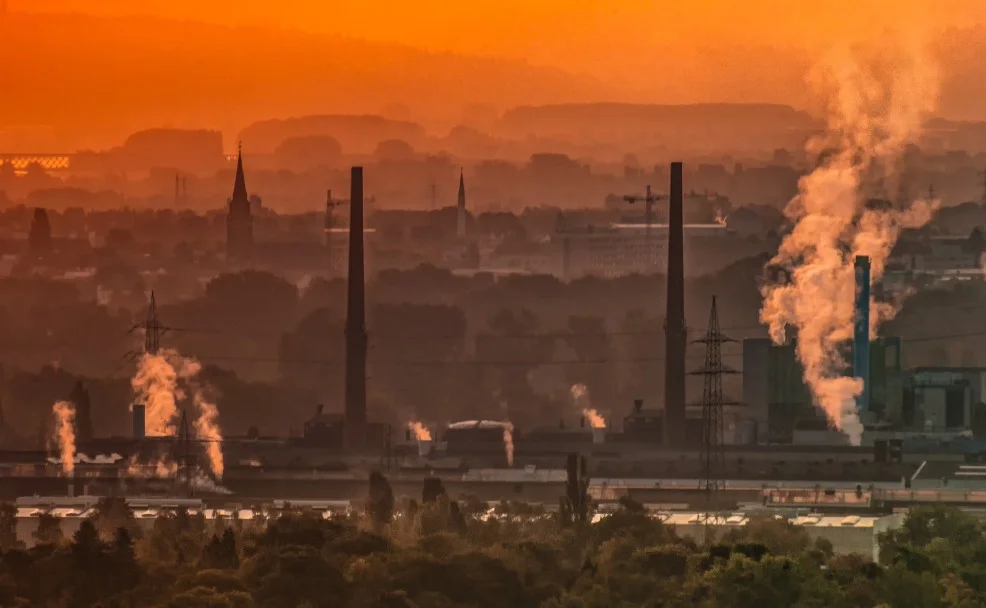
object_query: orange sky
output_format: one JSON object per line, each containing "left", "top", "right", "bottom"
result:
{"left": 26, "top": 0, "right": 986, "bottom": 72}
{"left": 8, "top": 0, "right": 986, "bottom": 149}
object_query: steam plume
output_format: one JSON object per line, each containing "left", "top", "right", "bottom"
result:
{"left": 570, "top": 383, "right": 606, "bottom": 429}
{"left": 192, "top": 389, "right": 224, "bottom": 479}
{"left": 759, "top": 39, "right": 939, "bottom": 444}
{"left": 131, "top": 350, "right": 188, "bottom": 436}
{"left": 52, "top": 401, "right": 76, "bottom": 475}
{"left": 126, "top": 455, "right": 177, "bottom": 478}
{"left": 131, "top": 349, "right": 224, "bottom": 478}
{"left": 502, "top": 421, "right": 514, "bottom": 467}
{"left": 407, "top": 421, "right": 431, "bottom": 441}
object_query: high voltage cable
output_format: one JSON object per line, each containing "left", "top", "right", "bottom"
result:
{"left": 187, "top": 328, "right": 986, "bottom": 369}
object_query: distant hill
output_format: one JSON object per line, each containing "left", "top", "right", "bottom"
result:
{"left": 239, "top": 116, "right": 427, "bottom": 156}
{"left": 0, "top": 12, "right": 613, "bottom": 150}
{"left": 498, "top": 103, "right": 822, "bottom": 154}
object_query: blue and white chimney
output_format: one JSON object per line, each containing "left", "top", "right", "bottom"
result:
{"left": 853, "top": 256, "right": 871, "bottom": 414}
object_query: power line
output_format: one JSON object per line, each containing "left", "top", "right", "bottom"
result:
{"left": 188, "top": 328, "right": 986, "bottom": 370}
{"left": 193, "top": 350, "right": 746, "bottom": 369}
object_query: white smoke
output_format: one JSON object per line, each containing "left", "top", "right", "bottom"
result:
{"left": 52, "top": 401, "right": 76, "bottom": 475}
{"left": 131, "top": 349, "right": 224, "bottom": 479}
{"left": 407, "top": 421, "right": 431, "bottom": 441}
{"left": 131, "top": 350, "right": 191, "bottom": 437}
{"left": 190, "top": 471, "right": 232, "bottom": 495}
{"left": 502, "top": 421, "right": 514, "bottom": 468}
{"left": 126, "top": 455, "right": 178, "bottom": 478}
{"left": 190, "top": 380, "right": 224, "bottom": 480}
{"left": 759, "top": 38, "right": 939, "bottom": 445}
{"left": 570, "top": 383, "right": 606, "bottom": 429}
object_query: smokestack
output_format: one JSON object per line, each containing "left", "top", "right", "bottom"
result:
{"left": 664, "top": 162, "right": 686, "bottom": 448}
{"left": 345, "top": 167, "right": 368, "bottom": 450}
{"left": 132, "top": 404, "right": 145, "bottom": 440}
{"left": 853, "top": 256, "right": 871, "bottom": 415}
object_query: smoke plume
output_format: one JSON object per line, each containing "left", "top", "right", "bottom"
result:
{"left": 52, "top": 401, "right": 76, "bottom": 475}
{"left": 502, "top": 421, "right": 514, "bottom": 467}
{"left": 570, "top": 383, "right": 607, "bottom": 429}
{"left": 131, "top": 350, "right": 191, "bottom": 436}
{"left": 759, "top": 38, "right": 939, "bottom": 444}
{"left": 126, "top": 455, "right": 178, "bottom": 478}
{"left": 192, "top": 388, "right": 224, "bottom": 479}
{"left": 131, "top": 349, "right": 225, "bottom": 478}
{"left": 407, "top": 421, "right": 432, "bottom": 441}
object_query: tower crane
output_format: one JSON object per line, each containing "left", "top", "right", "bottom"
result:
{"left": 622, "top": 185, "right": 666, "bottom": 237}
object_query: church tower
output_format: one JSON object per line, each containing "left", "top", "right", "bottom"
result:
{"left": 226, "top": 144, "right": 254, "bottom": 262}
{"left": 456, "top": 168, "right": 467, "bottom": 240}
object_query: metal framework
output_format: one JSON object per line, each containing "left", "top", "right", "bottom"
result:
{"left": 690, "top": 296, "right": 739, "bottom": 514}
{"left": 0, "top": 154, "right": 70, "bottom": 171}
{"left": 622, "top": 184, "right": 665, "bottom": 237}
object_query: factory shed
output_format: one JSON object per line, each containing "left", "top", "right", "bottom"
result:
{"left": 593, "top": 511, "right": 903, "bottom": 563}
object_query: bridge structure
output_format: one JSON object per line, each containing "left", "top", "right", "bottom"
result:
{"left": 0, "top": 153, "right": 238, "bottom": 173}
{"left": 0, "top": 153, "right": 71, "bottom": 172}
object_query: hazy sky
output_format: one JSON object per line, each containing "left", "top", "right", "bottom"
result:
{"left": 25, "top": 0, "right": 986, "bottom": 71}
{"left": 9, "top": 0, "right": 986, "bottom": 149}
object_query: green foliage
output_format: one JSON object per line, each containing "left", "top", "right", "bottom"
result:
{"left": 33, "top": 511, "right": 64, "bottom": 546}
{"left": 0, "top": 500, "right": 984, "bottom": 606}
{"left": 368, "top": 471, "right": 395, "bottom": 529}
{"left": 560, "top": 453, "right": 591, "bottom": 527}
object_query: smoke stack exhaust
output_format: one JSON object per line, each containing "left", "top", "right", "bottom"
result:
{"left": 664, "top": 162, "right": 686, "bottom": 448}
{"left": 853, "top": 256, "right": 871, "bottom": 415}
{"left": 345, "top": 167, "right": 368, "bottom": 450}
{"left": 132, "top": 404, "right": 145, "bottom": 439}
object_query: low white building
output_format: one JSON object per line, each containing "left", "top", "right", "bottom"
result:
{"left": 593, "top": 510, "right": 903, "bottom": 563}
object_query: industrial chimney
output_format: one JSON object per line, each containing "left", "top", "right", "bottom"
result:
{"left": 344, "top": 167, "right": 368, "bottom": 450}
{"left": 132, "top": 404, "right": 145, "bottom": 440}
{"left": 663, "top": 162, "right": 686, "bottom": 448}
{"left": 853, "top": 256, "right": 871, "bottom": 415}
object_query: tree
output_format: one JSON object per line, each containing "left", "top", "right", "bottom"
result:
{"left": 0, "top": 503, "right": 20, "bottom": 551}
{"left": 368, "top": 471, "right": 395, "bottom": 530}
{"left": 422, "top": 477, "right": 446, "bottom": 504}
{"left": 560, "top": 453, "right": 591, "bottom": 527}
{"left": 91, "top": 496, "right": 140, "bottom": 541}
{"left": 33, "top": 512, "right": 64, "bottom": 546}
{"left": 201, "top": 530, "right": 239, "bottom": 570}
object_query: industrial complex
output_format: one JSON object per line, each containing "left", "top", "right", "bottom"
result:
{"left": 2, "top": 158, "right": 984, "bottom": 555}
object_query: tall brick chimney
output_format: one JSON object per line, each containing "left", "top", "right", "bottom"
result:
{"left": 345, "top": 167, "right": 368, "bottom": 450}
{"left": 664, "top": 162, "right": 686, "bottom": 448}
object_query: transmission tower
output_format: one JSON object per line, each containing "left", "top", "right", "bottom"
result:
{"left": 143, "top": 291, "right": 163, "bottom": 355}
{"left": 689, "top": 296, "right": 739, "bottom": 518}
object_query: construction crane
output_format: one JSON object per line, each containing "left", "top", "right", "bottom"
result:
{"left": 325, "top": 189, "right": 345, "bottom": 239}
{"left": 622, "top": 185, "right": 666, "bottom": 237}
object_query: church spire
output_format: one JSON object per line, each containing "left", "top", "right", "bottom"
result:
{"left": 456, "top": 168, "right": 466, "bottom": 239}
{"left": 232, "top": 141, "right": 248, "bottom": 203}
{"left": 457, "top": 169, "right": 466, "bottom": 210}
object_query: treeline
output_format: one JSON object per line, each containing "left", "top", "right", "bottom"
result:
{"left": 1, "top": 257, "right": 982, "bottom": 443}
{"left": 0, "top": 481, "right": 979, "bottom": 607}
{"left": 0, "top": 259, "right": 766, "bottom": 444}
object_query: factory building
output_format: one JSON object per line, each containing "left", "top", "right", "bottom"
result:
{"left": 553, "top": 222, "right": 730, "bottom": 280}
{"left": 650, "top": 511, "right": 904, "bottom": 564}
{"left": 742, "top": 337, "right": 906, "bottom": 444}
{"left": 905, "top": 367, "right": 986, "bottom": 431}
